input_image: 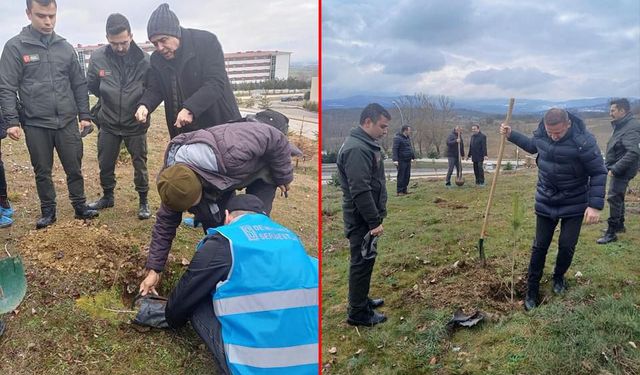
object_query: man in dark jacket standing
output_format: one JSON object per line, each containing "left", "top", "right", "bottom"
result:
{"left": 135, "top": 3, "right": 241, "bottom": 138}
{"left": 0, "top": 0, "right": 97, "bottom": 229}
{"left": 597, "top": 98, "right": 640, "bottom": 244}
{"left": 467, "top": 124, "right": 488, "bottom": 185}
{"left": 392, "top": 125, "right": 415, "bottom": 196}
{"left": 86, "top": 13, "right": 151, "bottom": 220}
{"left": 445, "top": 126, "right": 464, "bottom": 186}
{"left": 501, "top": 108, "right": 607, "bottom": 311}
{"left": 139, "top": 120, "right": 300, "bottom": 295}
{"left": 337, "top": 103, "right": 390, "bottom": 327}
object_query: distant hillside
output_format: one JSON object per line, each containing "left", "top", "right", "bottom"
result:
{"left": 323, "top": 95, "right": 640, "bottom": 115}
{"left": 289, "top": 63, "right": 317, "bottom": 82}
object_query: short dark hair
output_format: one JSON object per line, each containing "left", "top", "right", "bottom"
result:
{"left": 26, "top": 0, "right": 56, "bottom": 11}
{"left": 401, "top": 125, "right": 410, "bottom": 132}
{"left": 359, "top": 103, "right": 391, "bottom": 126}
{"left": 610, "top": 98, "right": 630, "bottom": 113}
{"left": 543, "top": 108, "right": 569, "bottom": 126}
{"left": 106, "top": 13, "right": 131, "bottom": 36}
{"left": 471, "top": 124, "right": 480, "bottom": 129}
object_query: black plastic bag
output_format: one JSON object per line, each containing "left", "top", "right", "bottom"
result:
{"left": 131, "top": 294, "right": 169, "bottom": 329}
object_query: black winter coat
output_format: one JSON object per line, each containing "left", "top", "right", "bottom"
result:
{"left": 0, "top": 26, "right": 90, "bottom": 129}
{"left": 604, "top": 113, "right": 640, "bottom": 181}
{"left": 138, "top": 28, "right": 241, "bottom": 139}
{"left": 468, "top": 131, "right": 487, "bottom": 162}
{"left": 392, "top": 132, "right": 415, "bottom": 161}
{"left": 508, "top": 113, "right": 607, "bottom": 219}
{"left": 446, "top": 130, "right": 465, "bottom": 158}
{"left": 337, "top": 126, "right": 387, "bottom": 237}
{"left": 87, "top": 42, "right": 150, "bottom": 136}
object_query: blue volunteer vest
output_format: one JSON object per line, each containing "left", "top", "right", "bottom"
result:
{"left": 200, "top": 213, "right": 318, "bottom": 375}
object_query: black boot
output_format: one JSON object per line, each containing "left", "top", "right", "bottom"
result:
{"left": 347, "top": 310, "right": 387, "bottom": 327}
{"left": 36, "top": 207, "right": 56, "bottom": 229}
{"left": 88, "top": 191, "right": 114, "bottom": 210}
{"left": 524, "top": 292, "right": 538, "bottom": 311}
{"left": 74, "top": 204, "right": 99, "bottom": 220}
{"left": 552, "top": 277, "right": 567, "bottom": 295}
{"left": 596, "top": 230, "right": 617, "bottom": 244}
{"left": 138, "top": 192, "right": 150, "bottom": 220}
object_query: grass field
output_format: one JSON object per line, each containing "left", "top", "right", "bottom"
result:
{"left": 322, "top": 171, "right": 639, "bottom": 374}
{"left": 0, "top": 107, "right": 318, "bottom": 374}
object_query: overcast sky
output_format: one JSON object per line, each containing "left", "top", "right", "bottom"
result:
{"left": 322, "top": 0, "right": 640, "bottom": 100}
{"left": 0, "top": 0, "right": 318, "bottom": 64}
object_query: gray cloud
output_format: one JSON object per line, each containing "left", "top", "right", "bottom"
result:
{"left": 465, "top": 67, "right": 559, "bottom": 89}
{"left": 371, "top": 48, "right": 446, "bottom": 75}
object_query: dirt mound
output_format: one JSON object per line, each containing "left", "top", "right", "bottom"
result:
{"left": 19, "top": 221, "right": 147, "bottom": 298}
{"left": 404, "top": 259, "right": 527, "bottom": 314}
{"left": 433, "top": 197, "right": 468, "bottom": 209}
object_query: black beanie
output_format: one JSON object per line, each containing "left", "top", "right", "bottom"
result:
{"left": 147, "top": 3, "right": 181, "bottom": 40}
{"left": 106, "top": 13, "right": 130, "bottom": 35}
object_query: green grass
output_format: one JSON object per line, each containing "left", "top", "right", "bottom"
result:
{"left": 322, "top": 171, "right": 640, "bottom": 374}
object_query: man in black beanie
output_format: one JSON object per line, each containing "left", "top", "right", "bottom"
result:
{"left": 135, "top": 3, "right": 241, "bottom": 139}
{"left": 86, "top": 13, "right": 151, "bottom": 219}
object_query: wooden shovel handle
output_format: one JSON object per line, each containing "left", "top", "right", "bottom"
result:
{"left": 480, "top": 98, "right": 515, "bottom": 239}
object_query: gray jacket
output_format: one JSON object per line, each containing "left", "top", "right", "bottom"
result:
{"left": 0, "top": 26, "right": 90, "bottom": 129}
{"left": 605, "top": 113, "right": 640, "bottom": 181}
{"left": 87, "top": 41, "right": 150, "bottom": 136}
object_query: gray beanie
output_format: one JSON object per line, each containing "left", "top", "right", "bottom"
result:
{"left": 147, "top": 3, "right": 181, "bottom": 40}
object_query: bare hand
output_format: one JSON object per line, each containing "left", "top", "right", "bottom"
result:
{"left": 583, "top": 207, "right": 601, "bottom": 225}
{"left": 174, "top": 108, "right": 193, "bottom": 128}
{"left": 500, "top": 123, "right": 512, "bottom": 137}
{"left": 484, "top": 156, "right": 489, "bottom": 161}
{"left": 7, "top": 126, "right": 22, "bottom": 141}
{"left": 135, "top": 105, "right": 149, "bottom": 123}
{"left": 393, "top": 161, "right": 398, "bottom": 167}
{"left": 79, "top": 119, "right": 92, "bottom": 131}
{"left": 608, "top": 170, "right": 613, "bottom": 177}
{"left": 139, "top": 269, "right": 160, "bottom": 296}
{"left": 278, "top": 184, "right": 290, "bottom": 198}
{"left": 370, "top": 224, "right": 384, "bottom": 237}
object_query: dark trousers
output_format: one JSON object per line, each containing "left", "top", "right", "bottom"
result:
{"left": 0, "top": 140, "right": 6, "bottom": 197}
{"left": 23, "top": 122, "right": 86, "bottom": 210}
{"left": 446, "top": 157, "right": 460, "bottom": 184}
{"left": 396, "top": 160, "right": 411, "bottom": 193}
{"left": 527, "top": 215, "right": 582, "bottom": 296}
{"left": 191, "top": 299, "right": 231, "bottom": 375}
{"left": 347, "top": 224, "right": 376, "bottom": 319}
{"left": 245, "top": 179, "right": 277, "bottom": 215}
{"left": 97, "top": 130, "right": 149, "bottom": 195}
{"left": 472, "top": 161, "right": 485, "bottom": 184}
{"left": 606, "top": 176, "right": 629, "bottom": 230}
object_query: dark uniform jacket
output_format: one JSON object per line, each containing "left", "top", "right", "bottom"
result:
{"left": 138, "top": 28, "right": 241, "bottom": 139}
{"left": 0, "top": 26, "right": 90, "bottom": 130}
{"left": 337, "top": 126, "right": 387, "bottom": 237}
{"left": 508, "top": 113, "right": 607, "bottom": 219}
{"left": 146, "top": 121, "right": 299, "bottom": 272}
{"left": 87, "top": 41, "right": 150, "bottom": 136}
{"left": 446, "top": 130, "right": 465, "bottom": 158}
{"left": 468, "top": 131, "right": 487, "bottom": 162}
{"left": 392, "top": 132, "right": 415, "bottom": 162}
{"left": 604, "top": 113, "right": 640, "bottom": 181}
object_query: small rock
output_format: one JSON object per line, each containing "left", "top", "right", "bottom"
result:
{"left": 453, "top": 260, "right": 460, "bottom": 268}
{"left": 329, "top": 347, "right": 337, "bottom": 354}
{"left": 629, "top": 341, "right": 637, "bottom": 349}
{"left": 355, "top": 348, "right": 364, "bottom": 355}
{"left": 452, "top": 346, "right": 461, "bottom": 352}
{"left": 400, "top": 316, "right": 405, "bottom": 321}
{"left": 574, "top": 271, "right": 583, "bottom": 278}
{"left": 429, "top": 357, "right": 437, "bottom": 365}
{"left": 27, "top": 343, "right": 36, "bottom": 350}
{"left": 430, "top": 278, "right": 437, "bottom": 284}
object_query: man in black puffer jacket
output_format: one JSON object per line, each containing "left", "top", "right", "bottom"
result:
{"left": 597, "top": 98, "right": 640, "bottom": 244}
{"left": 501, "top": 108, "right": 607, "bottom": 311}
{"left": 392, "top": 125, "right": 415, "bottom": 195}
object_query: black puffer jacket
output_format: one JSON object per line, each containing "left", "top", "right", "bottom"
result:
{"left": 604, "top": 113, "right": 640, "bottom": 181}
{"left": 392, "top": 132, "right": 415, "bottom": 161}
{"left": 138, "top": 28, "right": 241, "bottom": 139}
{"left": 0, "top": 26, "right": 90, "bottom": 129}
{"left": 87, "top": 42, "right": 150, "bottom": 136}
{"left": 337, "top": 126, "right": 387, "bottom": 237}
{"left": 508, "top": 113, "right": 607, "bottom": 218}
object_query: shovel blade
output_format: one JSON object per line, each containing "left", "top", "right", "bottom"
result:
{"left": 0, "top": 256, "right": 27, "bottom": 314}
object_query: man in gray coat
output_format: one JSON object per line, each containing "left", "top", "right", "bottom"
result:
{"left": 0, "top": 0, "right": 97, "bottom": 229}
{"left": 86, "top": 13, "right": 151, "bottom": 220}
{"left": 597, "top": 98, "right": 640, "bottom": 244}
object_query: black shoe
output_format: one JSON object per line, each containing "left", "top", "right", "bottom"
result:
{"left": 596, "top": 232, "right": 617, "bottom": 244}
{"left": 138, "top": 202, "right": 151, "bottom": 220}
{"left": 369, "top": 298, "right": 384, "bottom": 309}
{"left": 88, "top": 196, "right": 114, "bottom": 210}
{"left": 36, "top": 208, "right": 56, "bottom": 229}
{"left": 74, "top": 205, "right": 99, "bottom": 220}
{"left": 552, "top": 278, "right": 567, "bottom": 295}
{"left": 347, "top": 311, "right": 387, "bottom": 327}
{"left": 524, "top": 295, "right": 537, "bottom": 311}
